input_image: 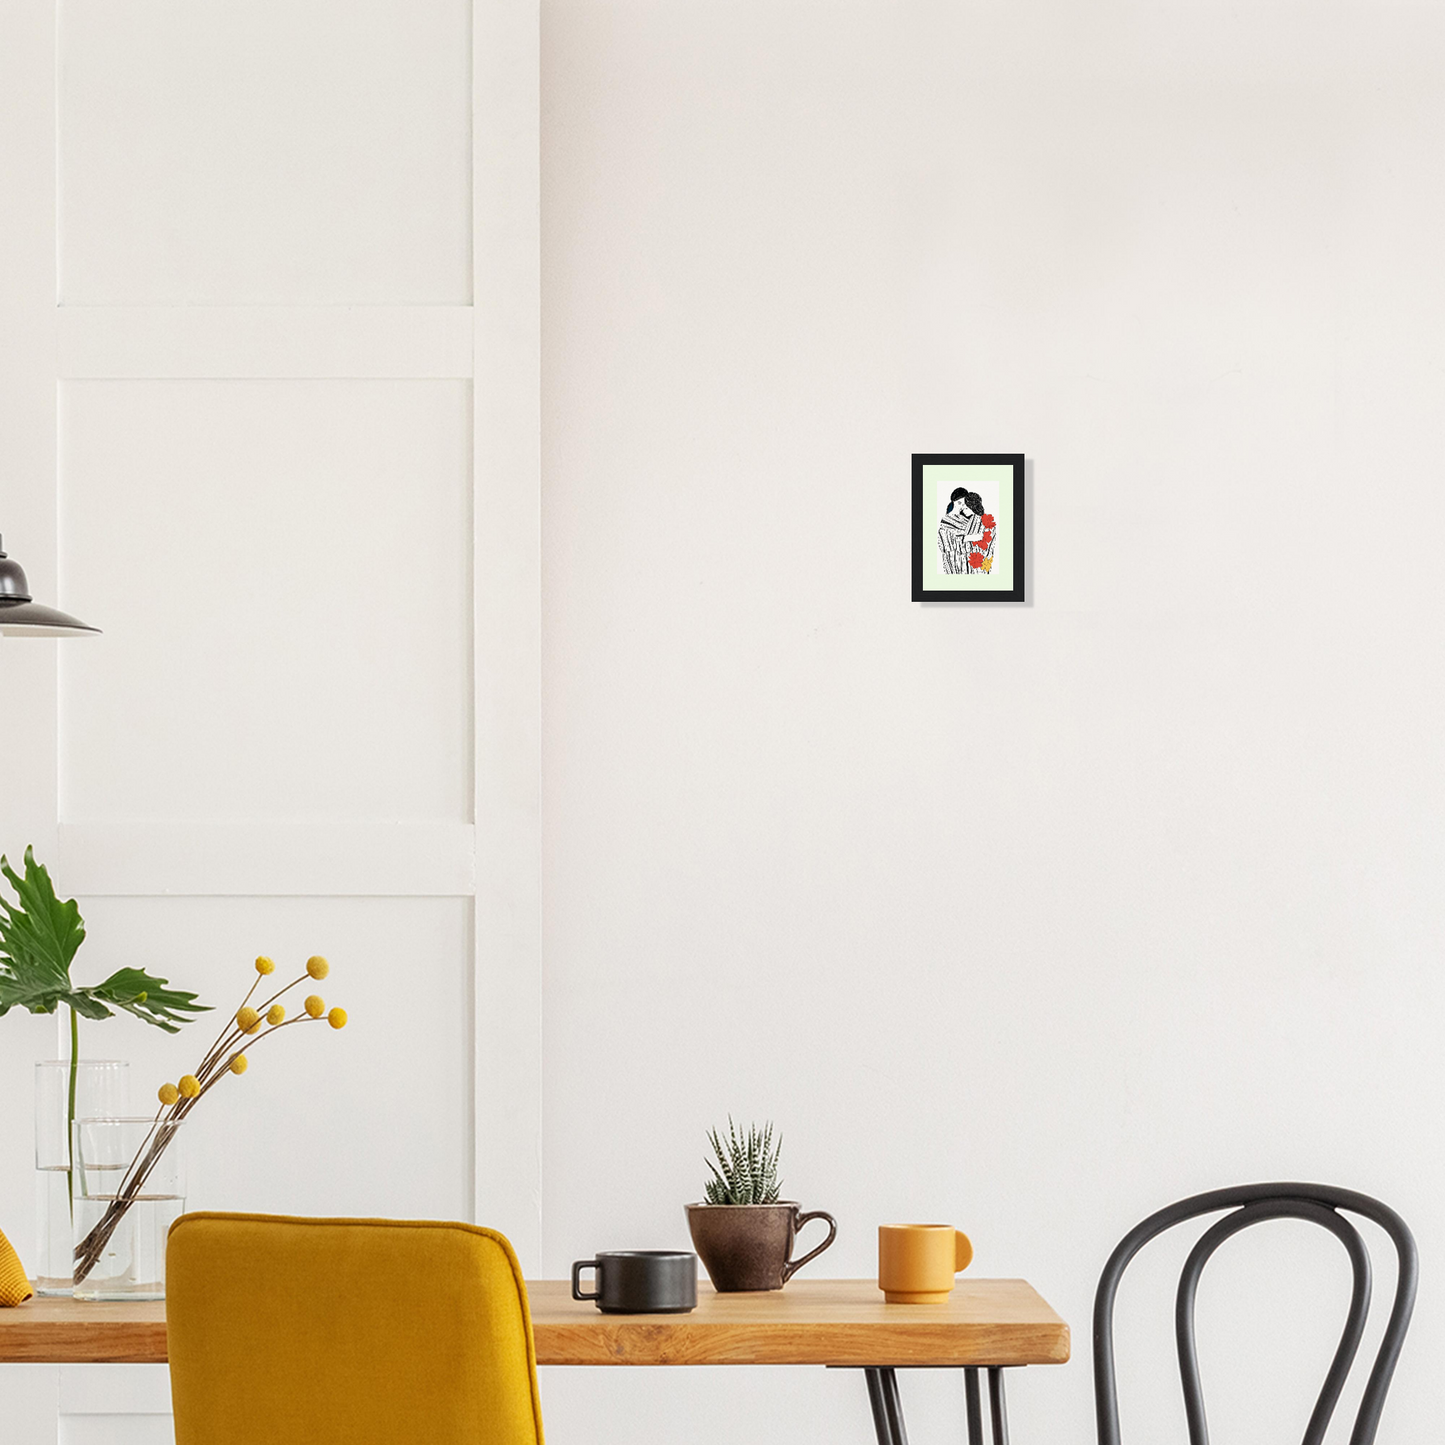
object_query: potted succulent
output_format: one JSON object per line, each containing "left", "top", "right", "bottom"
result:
{"left": 685, "top": 1119, "right": 836, "bottom": 1292}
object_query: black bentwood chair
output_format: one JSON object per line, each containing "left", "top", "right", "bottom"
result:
{"left": 1093, "top": 1183, "right": 1417, "bottom": 1445}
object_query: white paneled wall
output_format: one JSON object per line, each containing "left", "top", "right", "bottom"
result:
{"left": 59, "top": 379, "right": 474, "bottom": 823}
{"left": 58, "top": 0, "right": 473, "bottom": 305}
{"left": 1, "top": 1, "right": 539, "bottom": 1440}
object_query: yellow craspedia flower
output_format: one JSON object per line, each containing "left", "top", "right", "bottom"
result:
{"left": 267, "top": 1004, "right": 286, "bottom": 1026}
{"left": 158, "top": 1082, "right": 180, "bottom": 1107}
{"left": 230, "top": 1055, "right": 248, "bottom": 1075}
{"left": 255, "top": 955, "right": 275, "bottom": 975}
{"left": 327, "top": 1007, "right": 347, "bottom": 1030}
{"left": 306, "top": 955, "right": 330, "bottom": 980}
{"left": 179, "top": 1075, "right": 201, "bottom": 1099}
{"left": 304, "top": 995, "right": 325, "bottom": 1019}
{"left": 236, "top": 1005, "right": 260, "bottom": 1031}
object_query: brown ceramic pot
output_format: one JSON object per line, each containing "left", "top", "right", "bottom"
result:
{"left": 685, "top": 1202, "right": 837, "bottom": 1292}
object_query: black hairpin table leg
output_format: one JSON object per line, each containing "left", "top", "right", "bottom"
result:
{"left": 864, "top": 1367, "right": 909, "bottom": 1445}
{"left": 863, "top": 1364, "right": 1011, "bottom": 1445}
{"left": 964, "top": 1368, "right": 985, "bottom": 1445}
{"left": 987, "top": 1369, "right": 1009, "bottom": 1445}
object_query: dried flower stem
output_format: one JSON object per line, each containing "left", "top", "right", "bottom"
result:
{"left": 72, "top": 961, "right": 342, "bottom": 1285}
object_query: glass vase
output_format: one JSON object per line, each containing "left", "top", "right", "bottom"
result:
{"left": 72, "top": 1115, "right": 186, "bottom": 1301}
{"left": 33, "top": 1060, "right": 129, "bottom": 1296}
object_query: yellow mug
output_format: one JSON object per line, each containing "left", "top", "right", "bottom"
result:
{"left": 878, "top": 1223, "right": 974, "bottom": 1303}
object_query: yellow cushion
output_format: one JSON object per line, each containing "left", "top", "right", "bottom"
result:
{"left": 167, "top": 1213, "right": 544, "bottom": 1445}
{"left": 0, "top": 1225, "right": 33, "bottom": 1306}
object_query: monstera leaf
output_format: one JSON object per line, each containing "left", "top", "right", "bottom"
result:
{"left": 87, "top": 967, "right": 208, "bottom": 1033}
{"left": 0, "top": 847, "right": 208, "bottom": 1030}
{"left": 0, "top": 847, "right": 84, "bottom": 1014}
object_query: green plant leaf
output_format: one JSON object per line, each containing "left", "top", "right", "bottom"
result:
{"left": 0, "top": 972, "right": 66, "bottom": 1016}
{"left": 67, "top": 991, "right": 117, "bottom": 1021}
{"left": 0, "top": 847, "right": 84, "bottom": 1017}
{"left": 704, "top": 1166, "right": 729, "bottom": 1204}
{"left": 0, "top": 848, "right": 209, "bottom": 1032}
{"left": 703, "top": 1117, "right": 783, "bottom": 1205}
{"left": 86, "top": 968, "right": 210, "bottom": 1033}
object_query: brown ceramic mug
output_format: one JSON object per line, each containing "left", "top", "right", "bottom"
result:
{"left": 685, "top": 1201, "right": 837, "bottom": 1292}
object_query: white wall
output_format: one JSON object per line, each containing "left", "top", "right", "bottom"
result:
{"left": 538, "top": 3, "right": 1445, "bottom": 1443}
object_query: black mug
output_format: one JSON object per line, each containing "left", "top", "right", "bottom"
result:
{"left": 571, "top": 1250, "right": 698, "bottom": 1313}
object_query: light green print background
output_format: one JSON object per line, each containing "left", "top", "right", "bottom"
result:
{"left": 921, "top": 464, "right": 1014, "bottom": 591}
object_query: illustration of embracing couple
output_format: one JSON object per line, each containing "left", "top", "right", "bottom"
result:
{"left": 937, "top": 487, "right": 997, "bottom": 576}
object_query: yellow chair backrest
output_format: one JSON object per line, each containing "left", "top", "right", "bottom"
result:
{"left": 0, "top": 1225, "right": 33, "bottom": 1306}
{"left": 167, "top": 1212, "right": 545, "bottom": 1445}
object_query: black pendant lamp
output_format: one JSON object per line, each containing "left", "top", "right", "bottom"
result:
{"left": 0, "top": 535, "right": 100, "bottom": 637}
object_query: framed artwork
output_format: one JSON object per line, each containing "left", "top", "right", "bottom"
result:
{"left": 912, "top": 453, "right": 1025, "bottom": 602}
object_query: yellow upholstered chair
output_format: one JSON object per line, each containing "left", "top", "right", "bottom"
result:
{"left": 0, "top": 1224, "right": 33, "bottom": 1306}
{"left": 167, "top": 1213, "right": 544, "bottom": 1445}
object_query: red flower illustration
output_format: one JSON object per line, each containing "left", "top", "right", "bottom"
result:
{"left": 968, "top": 550, "right": 988, "bottom": 568}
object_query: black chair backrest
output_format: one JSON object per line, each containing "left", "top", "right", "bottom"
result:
{"left": 1093, "top": 1183, "right": 1417, "bottom": 1445}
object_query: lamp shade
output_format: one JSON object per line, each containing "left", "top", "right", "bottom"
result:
{"left": 0, "top": 536, "right": 100, "bottom": 637}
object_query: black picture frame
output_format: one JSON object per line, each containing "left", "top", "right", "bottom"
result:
{"left": 912, "top": 453, "right": 1025, "bottom": 602}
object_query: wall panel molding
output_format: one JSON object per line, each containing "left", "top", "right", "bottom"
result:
{"left": 472, "top": 0, "right": 543, "bottom": 1267}
{"left": 58, "top": 306, "right": 475, "bottom": 380}
{"left": 57, "top": 822, "right": 476, "bottom": 897}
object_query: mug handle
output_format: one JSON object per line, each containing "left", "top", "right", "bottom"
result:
{"left": 955, "top": 1230, "right": 974, "bottom": 1272}
{"left": 571, "top": 1259, "right": 601, "bottom": 1301}
{"left": 782, "top": 1209, "right": 838, "bottom": 1282}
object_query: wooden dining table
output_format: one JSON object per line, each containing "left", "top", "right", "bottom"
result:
{"left": 0, "top": 1277, "right": 1070, "bottom": 1445}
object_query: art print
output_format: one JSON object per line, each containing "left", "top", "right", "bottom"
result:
{"left": 912, "top": 454, "right": 1025, "bottom": 602}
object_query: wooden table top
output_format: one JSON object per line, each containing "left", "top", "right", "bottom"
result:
{"left": 0, "top": 1278, "right": 1069, "bottom": 1369}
